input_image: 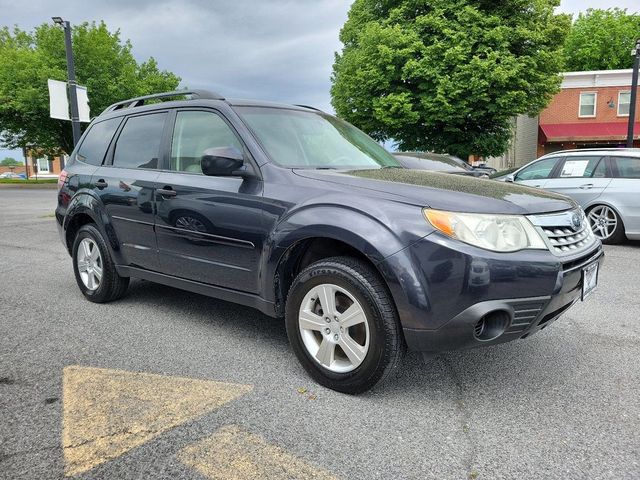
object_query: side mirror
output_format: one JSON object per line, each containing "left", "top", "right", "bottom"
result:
{"left": 505, "top": 174, "right": 515, "bottom": 183}
{"left": 201, "top": 146, "right": 246, "bottom": 177}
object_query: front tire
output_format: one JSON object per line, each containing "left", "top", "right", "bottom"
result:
{"left": 72, "top": 224, "right": 129, "bottom": 303}
{"left": 285, "top": 256, "right": 404, "bottom": 394}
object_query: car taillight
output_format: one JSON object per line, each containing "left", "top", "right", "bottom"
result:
{"left": 58, "top": 170, "right": 68, "bottom": 189}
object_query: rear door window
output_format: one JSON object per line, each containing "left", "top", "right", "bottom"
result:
{"left": 76, "top": 117, "right": 121, "bottom": 165}
{"left": 112, "top": 113, "right": 167, "bottom": 169}
{"left": 559, "top": 156, "right": 604, "bottom": 178}
{"left": 611, "top": 156, "right": 640, "bottom": 178}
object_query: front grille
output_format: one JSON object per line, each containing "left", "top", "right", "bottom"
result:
{"left": 542, "top": 223, "right": 593, "bottom": 254}
{"left": 505, "top": 300, "right": 546, "bottom": 334}
{"left": 527, "top": 209, "right": 597, "bottom": 257}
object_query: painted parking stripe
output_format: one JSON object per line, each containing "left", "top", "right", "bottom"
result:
{"left": 62, "top": 366, "right": 252, "bottom": 477}
{"left": 178, "top": 425, "right": 338, "bottom": 480}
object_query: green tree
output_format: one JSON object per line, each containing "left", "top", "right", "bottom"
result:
{"left": 1, "top": 157, "right": 21, "bottom": 166}
{"left": 331, "top": 0, "right": 570, "bottom": 158}
{"left": 564, "top": 8, "right": 640, "bottom": 71}
{"left": 0, "top": 22, "right": 180, "bottom": 155}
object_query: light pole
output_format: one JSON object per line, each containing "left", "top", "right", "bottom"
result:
{"left": 52, "top": 16, "right": 81, "bottom": 154}
{"left": 626, "top": 38, "right": 640, "bottom": 148}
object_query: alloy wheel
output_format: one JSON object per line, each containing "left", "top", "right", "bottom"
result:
{"left": 76, "top": 238, "right": 103, "bottom": 291}
{"left": 298, "top": 283, "right": 370, "bottom": 373}
{"left": 587, "top": 206, "right": 617, "bottom": 241}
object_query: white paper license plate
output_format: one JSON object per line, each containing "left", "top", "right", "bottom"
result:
{"left": 582, "top": 262, "right": 599, "bottom": 300}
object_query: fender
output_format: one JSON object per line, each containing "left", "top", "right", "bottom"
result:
{"left": 62, "top": 189, "right": 125, "bottom": 265}
{"left": 260, "top": 203, "right": 430, "bottom": 303}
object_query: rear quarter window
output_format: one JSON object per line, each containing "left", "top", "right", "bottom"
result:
{"left": 611, "top": 156, "right": 640, "bottom": 178}
{"left": 76, "top": 117, "right": 122, "bottom": 165}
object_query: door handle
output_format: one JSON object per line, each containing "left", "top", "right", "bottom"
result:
{"left": 579, "top": 184, "right": 594, "bottom": 190}
{"left": 95, "top": 179, "right": 108, "bottom": 189}
{"left": 157, "top": 187, "right": 177, "bottom": 198}
{"left": 533, "top": 184, "right": 542, "bottom": 188}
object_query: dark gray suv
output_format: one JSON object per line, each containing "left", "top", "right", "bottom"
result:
{"left": 57, "top": 90, "right": 604, "bottom": 393}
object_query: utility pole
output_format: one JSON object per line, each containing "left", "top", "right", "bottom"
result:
{"left": 627, "top": 38, "right": 640, "bottom": 148}
{"left": 52, "top": 16, "right": 81, "bottom": 162}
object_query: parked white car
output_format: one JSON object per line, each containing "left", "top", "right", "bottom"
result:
{"left": 504, "top": 148, "right": 640, "bottom": 244}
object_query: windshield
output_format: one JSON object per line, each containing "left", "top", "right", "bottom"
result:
{"left": 235, "top": 107, "right": 400, "bottom": 169}
{"left": 394, "top": 155, "right": 467, "bottom": 172}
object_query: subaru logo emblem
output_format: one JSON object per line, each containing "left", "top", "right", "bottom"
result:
{"left": 571, "top": 213, "right": 582, "bottom": 231}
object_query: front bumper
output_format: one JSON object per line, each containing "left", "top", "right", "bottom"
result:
{"left": 378, "top": 232, "right": 604, "bottom": 353}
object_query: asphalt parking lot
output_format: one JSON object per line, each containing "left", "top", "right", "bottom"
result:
{"left": 1, "top": 188, "right": 639, "bottom": 480}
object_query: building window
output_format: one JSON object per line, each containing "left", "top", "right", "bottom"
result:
{"left": 36, "top": 158, "right": 50, "bottom": 173}
{"left": 618, "top": 91, "right": 631, "bottom": 116}
{"left": 579, "top": 92, "right": 597, "bottom": 117}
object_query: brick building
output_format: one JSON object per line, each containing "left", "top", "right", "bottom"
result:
{"left": 538, "top": 69, "right": 640, "bottom": 156}
{"left": 0, "top": 151, "right": 65, "bottom": 178}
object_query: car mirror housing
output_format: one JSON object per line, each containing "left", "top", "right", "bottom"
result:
{"left": 505, "top": 174, "right": 515, "bottom": 183}
{"left": 201, "top": 146, "right": 246, "bottom": 177}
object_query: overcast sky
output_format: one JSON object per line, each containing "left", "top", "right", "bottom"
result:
{"left": 1, "top": 0, "right": 638, "bottom": 161}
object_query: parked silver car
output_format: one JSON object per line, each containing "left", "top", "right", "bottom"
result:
{"left": 505, "top": 149, "right": 640, "bottom": 244}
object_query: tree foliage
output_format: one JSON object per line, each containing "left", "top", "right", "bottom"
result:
{"left": 1, "top": 157, "right": 20, "bottom": 166}
{"left": 0, "top": 22, "right": 180, "bottom": 155}
{"left": 564, "top": 8, "right": 640, "bottom": 72}
{"left": 331, "top": 0, "right": 570, "bottom": 158}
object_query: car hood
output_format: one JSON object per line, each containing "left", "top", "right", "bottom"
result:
{"left": 293, "top": 168, "right": 576, "bottom": 215}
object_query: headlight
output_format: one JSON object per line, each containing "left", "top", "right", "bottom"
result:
{"left": 423, "top": 209, "right": 547, "bottom": 252}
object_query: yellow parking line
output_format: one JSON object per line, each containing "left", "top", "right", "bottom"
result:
{"left": 178, "top": 425, "right": 338, "bottom": 480}
{"left": 62, "top": 366, "right": 252, "bottom": 477}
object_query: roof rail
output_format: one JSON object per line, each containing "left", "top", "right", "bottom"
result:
{"left": 101, "top": 89, "right": 225, "bottom": 114}
{"left": 294, "top": 104, "right": 324, "bottom": 112}
{"left": 542, "top": 147, "right": 639, "bottom": 155}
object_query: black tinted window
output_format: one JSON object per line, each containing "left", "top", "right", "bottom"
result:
{"left": 113, "top": 113, "right": 166, "bottom": 169}
{"left": 612, "top": 156, "right": 640, "bottom": 178}
{"left": 171, "top": 111, "right": 242, "bottom": 173}
{"left": 76, "top": 118, "right": 121, "bottom": 165}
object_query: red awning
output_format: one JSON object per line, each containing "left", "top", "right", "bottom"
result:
{"left": 540, "top": 122, "right": 640, "bottom": 142}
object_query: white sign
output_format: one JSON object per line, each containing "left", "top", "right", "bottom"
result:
{"left": 48, "top": 79, "right": 91, "bottom": 123}
{"left": 76, "top": 86, "right": 91, "bottom": 123}
{"left": 48, "top": 79, "right": 70, "bottom": 120}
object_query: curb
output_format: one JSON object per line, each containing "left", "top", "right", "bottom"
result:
{"left": 0, "top": 183, "right": 58, "bottom": 189}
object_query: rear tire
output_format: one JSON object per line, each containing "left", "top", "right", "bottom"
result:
{"left": 285, "top": 256, "right": 404, "bottom": 394}
{"left": 72, "top": 224, "right": 129, "bottom": 303}
{"left": 587, "top": 205, "right": 625, "bottom": 245}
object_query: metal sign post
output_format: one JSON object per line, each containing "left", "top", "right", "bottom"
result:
{"left": 53, "top": 17, "right": 82, "bottom": 150}
{"left": 626, "top": 39, "right": 640, "bottom": 148}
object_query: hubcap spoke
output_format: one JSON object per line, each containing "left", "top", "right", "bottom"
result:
{"left": 339, "top": 303, "right": 366, "bottom": 328}
{"left": 315, "top": 338, "right": 335, "bottom": 367}
{"left": 339, "top": 334, "right": 366, "bottom": 366}
{"left": 299, "top": 310, "right": 325, "bottom": 331}
{"left": 82, "top": 240, "right": 92, "bottom": 259}
{"left": 316, "top": 284, "right": 337, "bottom": 316}
{"left": 93, "top": 264, "right": 103, "bottom": 281}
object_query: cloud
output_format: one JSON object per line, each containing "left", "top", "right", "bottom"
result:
{"left": 0, "top": 0, "right": 351, "bottom": 112}
{"left": 0, "top": 0, "right": 637, "bottom": 161}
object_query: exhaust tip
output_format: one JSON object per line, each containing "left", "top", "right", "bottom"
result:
{"left": 474, "top": 310, "right": 510, "bottom": 341}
